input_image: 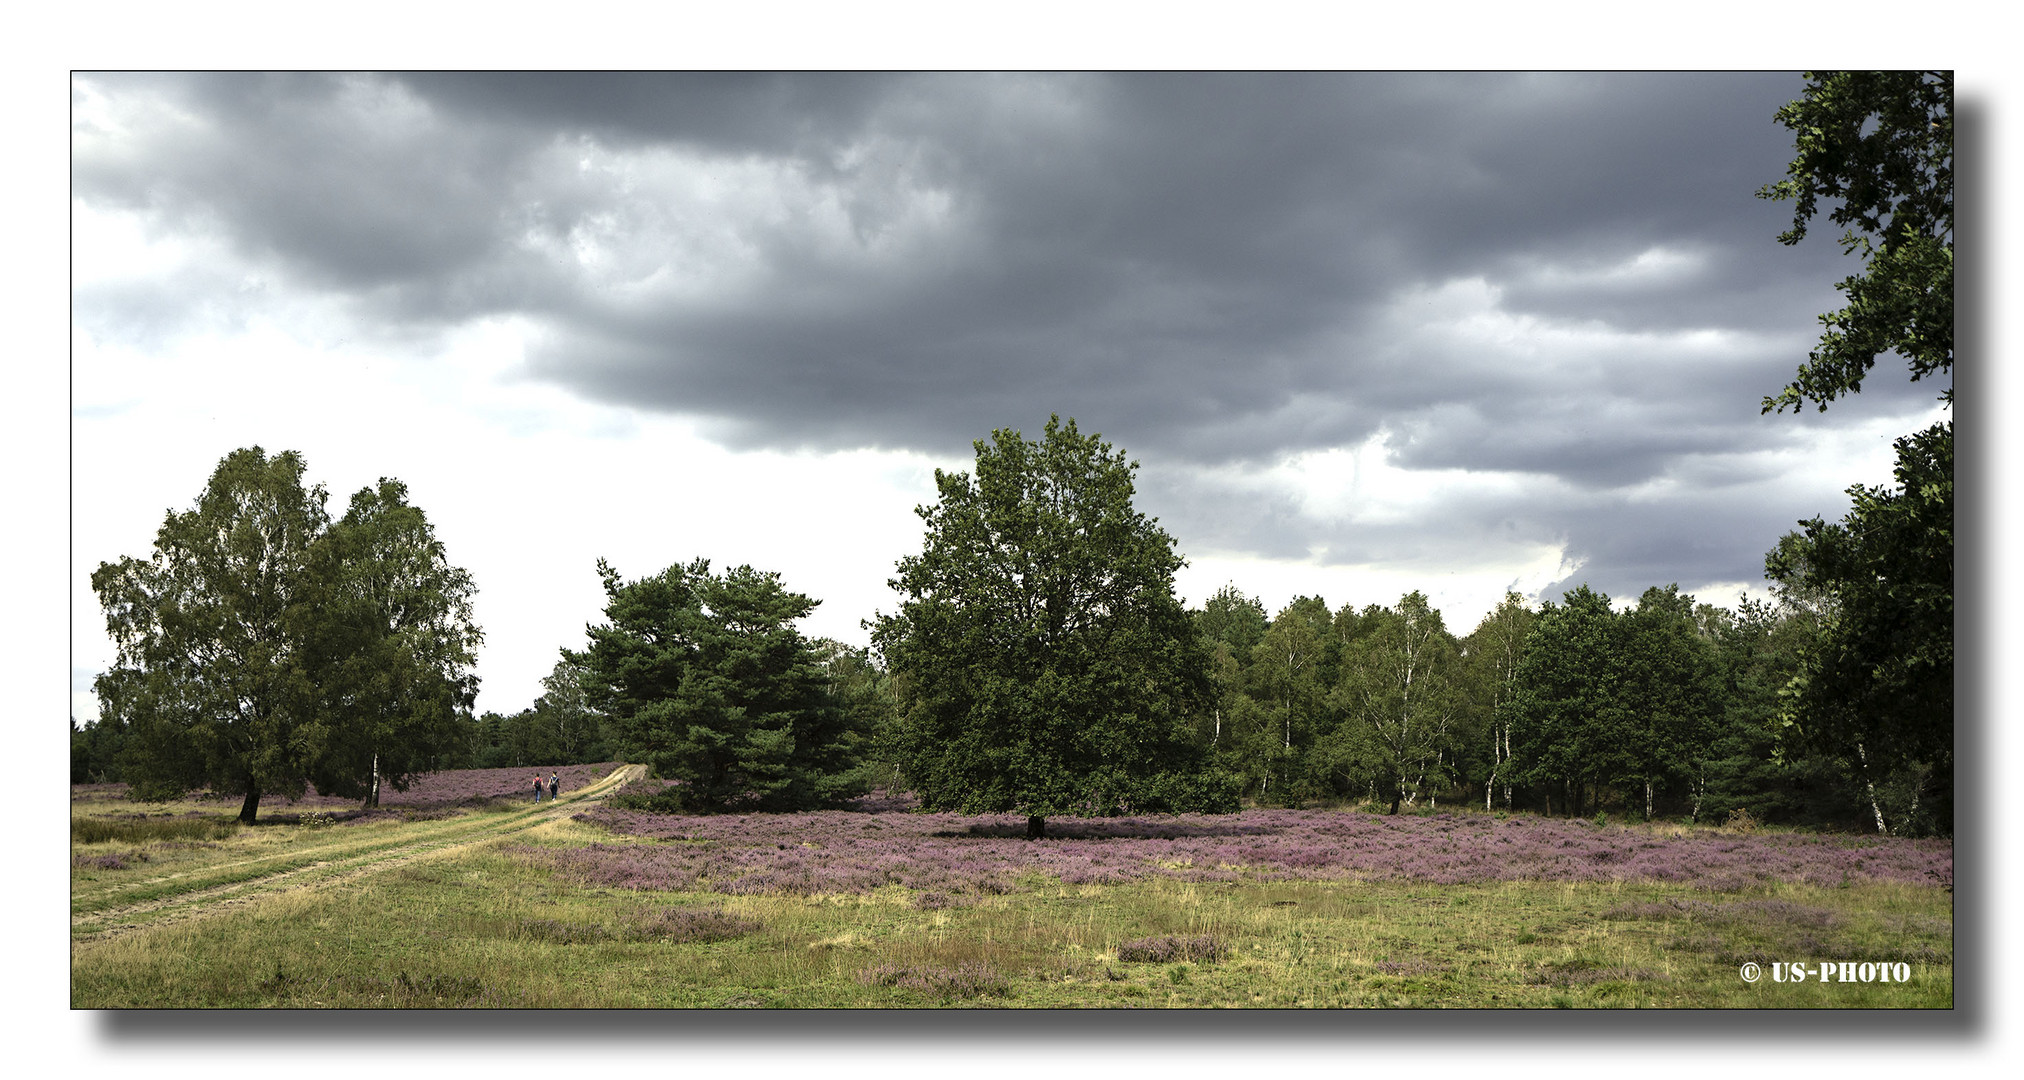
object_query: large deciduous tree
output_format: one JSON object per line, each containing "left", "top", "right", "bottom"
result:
{"left": 873, "top": 416, "right": 1234, "bottom": 838}
{"left": 92, "top": 448, "right": 481, "bottom": 822}
{"left": 1765, "top": 425, "right": 1952, "bottom": 835}
{"left": 300, "top": 479, "right": 482, "bottom": 807}
{"left": 1756, "top": 71, "right": 1953, "bottom": 835}
{"left": 572, "top": 558, "right": 865, "bottom": 812}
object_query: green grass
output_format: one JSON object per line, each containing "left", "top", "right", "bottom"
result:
{"left": 71, "top": 811, "right": 1953, "bottom": 1009}
{"left": 71, "top": 814, "right": 243, "bottom": 846}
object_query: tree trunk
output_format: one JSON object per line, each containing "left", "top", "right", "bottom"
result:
{"left": 1645, "top": 780, "right": 1653, "bottom": 822}
{"left": 238, "top": 784, "right": 261, "bottom": 825}
{"left": 1856, "top": 742, "right": 1890, "bottom": 835}
{"left": 1026, "top": 815, "right": 1046, "bottom": 840}
{"left": 1502, "top": 728, "right": 1513, "bottom": 809}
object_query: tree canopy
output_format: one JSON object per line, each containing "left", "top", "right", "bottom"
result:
{"left": 1765, "top": 424, "right": 1952, "bottom": 834}
{"left": 571, "top": 558, "right": 866, "bottom": 812}
{"left": 1328, "top": 592, "right": 1464, "bottom": 814}
{"left": 1757, "top": 70, "right": 1952, "bottom": 413}
{"left": 299, "top": 478, "right": 482, "bottom": 807}
{"left": 872, "top": 416, "right": 1234, "bottom": 837}
{"left": 91, "top": 449, "right": 481, "bottom": 822}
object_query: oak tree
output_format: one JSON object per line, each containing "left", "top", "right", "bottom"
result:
{"left": 873, "top": 416, "right": 1234, "bottom": 838}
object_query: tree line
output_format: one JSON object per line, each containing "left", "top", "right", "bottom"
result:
{"left": 79, "top": 417, "right": 1946, "bottom": 837}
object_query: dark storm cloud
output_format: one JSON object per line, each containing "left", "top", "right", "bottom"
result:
{"left": 72, "top": 71, "right": 1944, "bottom": 600}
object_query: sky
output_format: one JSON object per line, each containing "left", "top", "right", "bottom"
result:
{"left": 70, "top": 71, "right": 1956, "bottom": 724}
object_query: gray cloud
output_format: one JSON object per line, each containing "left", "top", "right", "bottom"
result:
{"left": 71, "top": 71, "right": 1947, "bottom": 606}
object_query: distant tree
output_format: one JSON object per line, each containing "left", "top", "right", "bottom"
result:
{"left": 1326, "top": 592, "right": 1465, "bottom": 814}
{"left": 1697, "top": 596, "right": 1858, "bottom": 829}
{"left": 1612, "top": 586, "right": 1723, "bottom": 821}
{"left": 809, "top": 639, "right": 890, "bottom": 794}
{"left": 1460, "top": 592, "right": 1536, "bottom": 810}
{"left": 533, "top": 657, "right": 608, "bottom": 764}
{"left": 1248, "top": 598, "right": 1332, "bottom": 804}
{"left": 1506, "top": 586, "right": 1621, "bottom": 817}
{"left": 471, "top": 710, "right": 519, "bottom": 769}
{"left": 71, "top": 717, "right": 127, "bottom": 785}
{"left": 873, "top": 416, "right": 1235, "bottom": 838}
{"left": 572, "top": 558, "right": 863, "bottom": 812}
{"left": 1193, "top": 584, "right": 1269, "bottom": 656}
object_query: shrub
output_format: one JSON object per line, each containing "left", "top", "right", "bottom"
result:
{"left": 73, "top": 851, "right": 150, "bottom": 870}
{"left": 1116, "top": 935, "right": 1223, "bottom": 964}
{"left": 626, "top": 906, "right": 761, "bottom": 943}
{"left": 519, "top": 918, "right": 612, "bottom": 944}
{"left": 71, "top": 816, "right": 238, "bottom": 845}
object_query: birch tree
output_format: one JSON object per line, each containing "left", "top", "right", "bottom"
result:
{"left": 1330, "top": 592, "right": 1463, "bottom": 814}
{"left": 1463, "top": 592, "right": 1535, "bottom": 810}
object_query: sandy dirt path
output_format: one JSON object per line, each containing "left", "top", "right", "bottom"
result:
{"left": 71, "top": 763, "right": 649, "bottom": 946}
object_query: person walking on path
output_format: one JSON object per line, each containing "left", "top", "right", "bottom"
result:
{"left": 533, "top": 774, "right": 544, "bottom": 803}
{"left": 549, "top": 772, "right": 560, "bottom": 801}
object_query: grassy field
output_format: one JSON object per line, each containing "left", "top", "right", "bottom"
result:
{"left": 70, "top": 769, "right": 1952, "bottom": 1009}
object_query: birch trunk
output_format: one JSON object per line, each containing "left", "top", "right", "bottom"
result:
{"left": 1857, "top": 743, "right": 1889, "bottom": 835}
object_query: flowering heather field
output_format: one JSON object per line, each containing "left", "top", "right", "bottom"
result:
{"left": 538, "top": 797, "right": 1953, "bottom": 898}
{"left": 76, "top": 764, "right": 622, "bottom": 816}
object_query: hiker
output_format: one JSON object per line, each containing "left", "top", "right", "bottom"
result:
{"left": 533, "top": 774, "right": 543, "bottom": 802}
{"left": 550, "top": 772, "right": 560, "bottom": 801}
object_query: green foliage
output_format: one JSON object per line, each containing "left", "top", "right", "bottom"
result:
{"left": 1765, "top": 422, "right": 1952, "bottom": 836}
{"left": 299, "top": 479, "right": 482, "bottom": 806}
{"left": 1324, "top": 592, "right": 1466, "bottom": 814}
{"left": 1614, "top": 586, "right": 1724, "bottom": 819}
{"left": 91, "top": 451, "right": 483, "bottom": 821}
{"left": 71, "top": 716, "right": 127, "bottom": 784}
{"left": 1752, "top": 73, "right": 1953, "bottom": 836}
{"left": 464, "top": 660, "right": 613, "bottom": 772}
{"left": 872, "top": 416, "right": 1235, "bottom": 834}
{"left": 1758, "top": 71, "right": 1952, "bottom": 413}
{"left": 571, "top": 558, "right": 866, "bottom": 812}
{"left": 1506, "top": 586, "right": 1619, "bottom": 810}
{"left": 1246, "top": 597, "right": 1335, "bottom": 805}
{"left": 813, "top": 639, "right": 905, "bottom": 792}
{"left": 1460, "top": 593, "right": 1537, "bottom": 809}
{"left": 1506, "top": 585, "right": 1721, "bottom": 819}
{"left": 1193, "top": 584, "right": 1269, "bottom": 656}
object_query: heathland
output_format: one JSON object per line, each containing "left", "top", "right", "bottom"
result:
{"left": 71, "top": 764, "right": 1951, "bottom": 1009}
